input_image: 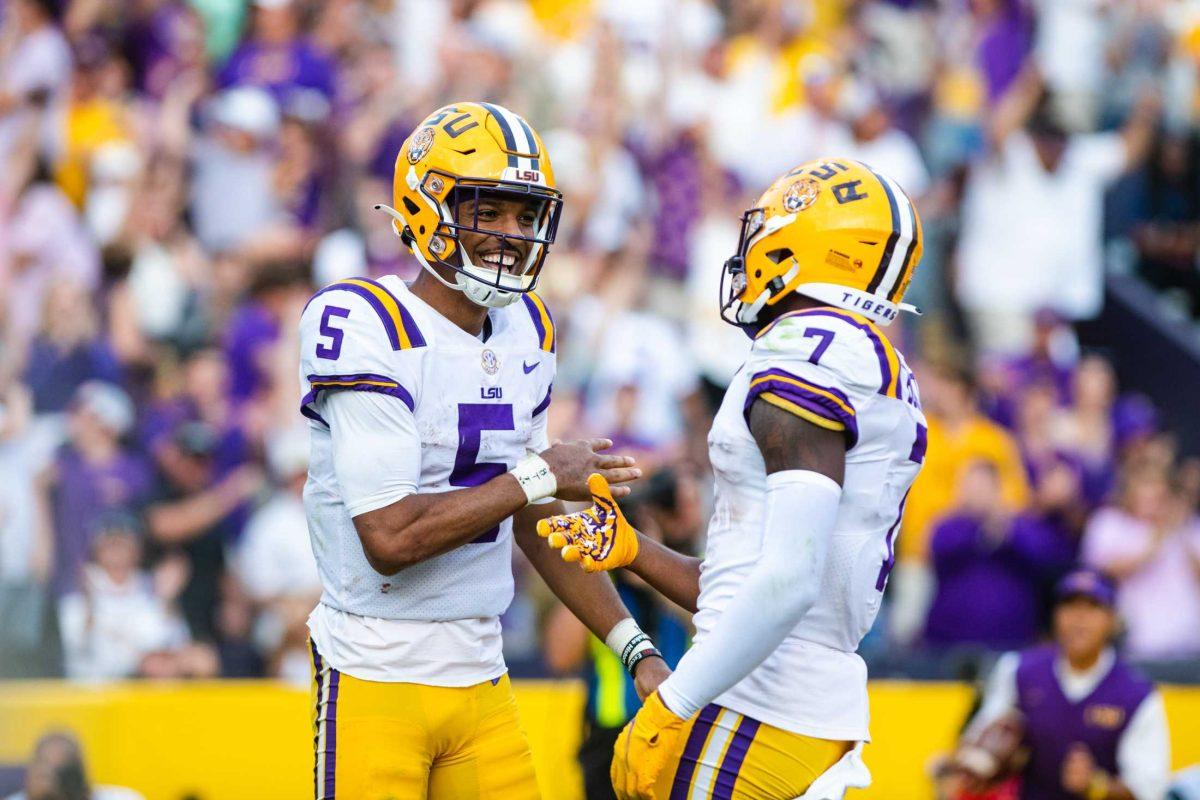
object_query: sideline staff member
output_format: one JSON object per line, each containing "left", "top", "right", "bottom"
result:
{"left": 959, "top": 568, "right": 1170, "bottom": 800}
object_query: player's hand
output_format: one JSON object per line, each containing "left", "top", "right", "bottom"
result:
{"left": 611, "top": 691, "right": 687, "bottom": 799}
{"left": 539, "top": 438, "right": 641, "bottom": 501}
{"left": 1061, "top": 743, "right": 1096, "bottom": 795}
{"left": 632, "top": 655, "right": 671, "bottom": 701}
{"left": 536, "top": 474, "right": 639, "bottom": 572}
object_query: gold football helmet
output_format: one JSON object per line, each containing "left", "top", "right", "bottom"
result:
{"left": 720, "top": 158, "right": 923, "bottom": 329}
{"left": 376, "top": 102, "right": 562, "bottom": 308}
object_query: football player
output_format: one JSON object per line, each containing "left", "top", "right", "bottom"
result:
{"left": 298, "top": 103, "right": 670, "bottom": 799}
{"left": 539, "top": 159, "right": 928, "bottom": 799}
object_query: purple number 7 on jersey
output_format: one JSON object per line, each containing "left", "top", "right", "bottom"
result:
{"left": 450, "top": 403, "right": 516, "bottom": 543}
{"left": 803, "top": 327, "right": 835, "bottom": 365}
{"left": 316, "top": 306, "right": 350, "bottom": 360}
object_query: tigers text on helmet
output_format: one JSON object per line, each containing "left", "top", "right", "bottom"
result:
{"left": 720, "top": 158, "right": 923, "bottom": 330}
{"left": 375, "top": 102, "right": 562, "bottom": 308}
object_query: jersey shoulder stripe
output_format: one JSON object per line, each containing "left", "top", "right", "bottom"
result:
{"left": 744, "top": 367, "right": 859, "bottom": 447}
{"left": 756, "top": 307, "right": 900, "bottom": 398}
{"left": 521, "top": 292, "right": 556, "bottom": 352}
{"left": 308, "top": 278, "right": 426, "bottom": 350}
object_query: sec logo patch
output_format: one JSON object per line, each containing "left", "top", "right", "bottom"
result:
{"left": 481, "top": 349, "right": 499, "bottom": 375}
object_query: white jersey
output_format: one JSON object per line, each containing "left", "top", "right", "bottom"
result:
{"left": 698, "top": 308, "right": 926, "bottom": 740}
{"left": 298, "top": 276, "right": 555, "bottom": 681}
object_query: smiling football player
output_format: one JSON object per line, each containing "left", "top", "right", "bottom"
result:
{"left": 297, "top": 103, "right": 670, "bottom": 799}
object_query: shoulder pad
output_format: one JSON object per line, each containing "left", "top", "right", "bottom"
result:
{"left": 753, "top": 308, "right": 902, "bottom": 399}
{"left": 304, "top": 278, "right": 427, "bottom": 352}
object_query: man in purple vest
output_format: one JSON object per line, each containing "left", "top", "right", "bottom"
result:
{"left": 957, "top": 568, "right": 1170, "bottom": 800}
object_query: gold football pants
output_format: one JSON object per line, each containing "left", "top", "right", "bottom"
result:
{"left": 656, "top": 704, "right": 851, "bottom": 799}
{"left": 310, "top": 640, "right": 539, "bottom": 800}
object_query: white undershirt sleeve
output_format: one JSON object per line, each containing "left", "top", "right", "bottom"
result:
{"left": 964, "top": 652, "right": 1021, "bottom": 739}
{"left": 323, "top": 390, "right": 422, "bottom": 517}
{"left": 657, "top": 470, "right": 841, "bottom": 718}
{"left": 1116, "top": 691, "right": 1171, "bottom": 800}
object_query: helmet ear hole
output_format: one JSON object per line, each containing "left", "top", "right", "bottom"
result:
{"left": 402, "top": 197, "right": 421, "bottom": 216}
{"left": 765, "top": 248, "right": 793, "bottom": 264}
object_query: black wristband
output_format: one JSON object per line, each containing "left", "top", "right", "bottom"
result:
{"left": 625, "top": 647, "right": 663, "bottom": 676}
{"left": 620, "top": 632, "right": 651, "bottom": 667}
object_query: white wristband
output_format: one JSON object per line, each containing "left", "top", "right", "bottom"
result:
{"left": 509, "top": 453, "right": 557, "bottom": 504}
{"left": 605, "top": 617, "right": 657, "bottom": 668}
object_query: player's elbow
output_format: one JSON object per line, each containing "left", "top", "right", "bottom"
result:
{"left": 354, "top": 512, "right": 427, "bottom": 574}
{"left": 361, "top": 535, "right": 426, "bottom": 574}
{"left": 761, "top": 563, "right": 820, "bottom": 623}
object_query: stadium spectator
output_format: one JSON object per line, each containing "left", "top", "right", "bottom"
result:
{"left": 3, "top": 730, "right": 143, "bottom": 800}
{"left": 22, "top": 281, "right": 122, "bottom": 415}
{"left": 0, "top": 0, "right": 72, "bottom": 167}
{"left": 893, "top": 361, "right": 1029, "bottom": 645}
{"left": 216, "top": 0, "right": 337, "bottom": 110}
{"left": 924, "top": 460, "right": 1074, "bottom": 651}
{"left": 57, "top": 512, "right": 196, "bottom": 680}
{"left": 946, "top": 569, "right": 1170, "bottom": 800}
{"left": 1081, "top": 465, "right": 1200, "bottom": 662}
{"left": 955, "top": 68, "right": 1159, "bottom": 353}
{"left": 0, "top": 384, "right": 58, "bottom": 678}
{"left": 232, "top": 424, "right": 320, "bottom": 682}
{"left": 143, "top": 421, "right": 264, "bottom": 640}
{"left": 1047, "top": 355, "right": 1121, "bottom": 500}
{"left": 45, "top": 381, "right": 149, "bottom": 598}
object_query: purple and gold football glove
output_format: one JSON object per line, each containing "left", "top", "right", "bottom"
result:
{"left": 536, "top": 474, "right": 639, "bottom": 572}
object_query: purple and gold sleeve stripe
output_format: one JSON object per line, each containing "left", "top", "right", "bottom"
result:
{"left": 302, "top": 373, "right": 415, "bottom": 414}
{"left": 744, "top": 368, "right": 859, "bottom": 448}
{"left": 756, "top": 307, "right": 900, "bottom": 398}
{"left": 307, "top": 278, "right": 426, "bottom": 351}
{"left": 522, "top": 292, "right": 556, "bottom": 353}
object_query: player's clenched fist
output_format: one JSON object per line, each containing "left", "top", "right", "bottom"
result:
{"left": 611, "top": 691, "right": 687, "bottom": 799}
{"left": 539, "top": 438, "right": 641, "bottom": 501}
{"left": 536, "top": 474, "right": 639, "bottom": 571}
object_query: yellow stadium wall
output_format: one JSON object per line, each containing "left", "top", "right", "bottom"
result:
{"left": 0, "top": 680, "right": 1197, "bottom": 800}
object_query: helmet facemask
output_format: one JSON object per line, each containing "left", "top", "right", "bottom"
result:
{"left": 720, "top": 208, "right": 801, "bottom": 333}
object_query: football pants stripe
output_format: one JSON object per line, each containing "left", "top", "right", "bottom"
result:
{"left": 711, "top": 715, "right": 761, "bottom": 800}
{"left": 688, "top": 709, "right": 740, "bottom": 799}
{"left": 669, "top": 704, "right": 722, "bottom": 800}
{"left": 310, "top": 640, "right": 323, "bottom": 800}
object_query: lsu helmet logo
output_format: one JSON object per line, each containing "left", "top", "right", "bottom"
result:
{"left": 783, "top": 178, "right": 820, "bottom": 212}
{"left": 721, "top": 158, "right": 923, "bottom": 330}
{"left": 407, "top": 127, "right": 435, "bottom": 164}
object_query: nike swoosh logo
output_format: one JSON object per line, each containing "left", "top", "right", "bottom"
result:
{"left": 523, "top": 361, "right": 539, "bottom": 374}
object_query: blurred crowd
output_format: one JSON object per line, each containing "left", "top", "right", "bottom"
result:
{"left": 1, "top": 0, "right": 1199, "bottom": 687}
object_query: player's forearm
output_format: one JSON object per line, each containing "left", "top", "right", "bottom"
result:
{"left": 354, "top": 475, "right": 528, "bottom": 574}
{"left": 657, "top": 471, "right": 840, "bottom": 718}
{"left": 628, "top": 534, "right": 703, "bottom": 614}
{"left": 514, "top": 502, "right": 632, "bottom": 640}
